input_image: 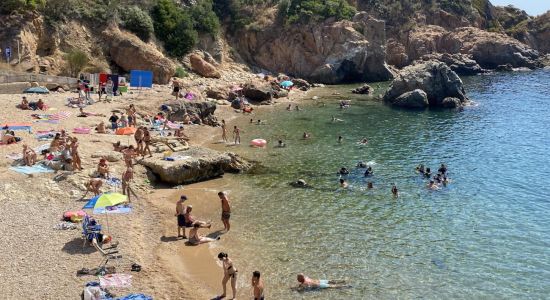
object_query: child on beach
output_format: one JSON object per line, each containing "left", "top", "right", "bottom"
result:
{"left": 218, "top": 191, "right": 231, "bottom": 232}
{"left": 252, "top": 271, "right": 264, "bottom": 300}
{"left": 296, "top": 273, "right": 348, "bottom": 290}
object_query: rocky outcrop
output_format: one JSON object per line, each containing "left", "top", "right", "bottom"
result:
{"left": 103, "top": 28, "right": 176, "bottom": 84}
{"left": 497, "top": 10, "right": 550, "bottom": 55}
{"left": 291, "top": 78, "right": 311, "bottom": 91}
{"left": 403, "top": 26, "right": 540, "bottom": 70}
{"left": 242, "top": 83, "right": 273, "bottom": 102}
{"left": 420, "top": 53, "right": 484, "bottom": 75}
{"left": 351, "top": 84, "right": 373, "bottom": 94}
{"left": 384, "top": 61, "right": 468, "bottom": 108}
{"left": 233, "top": 13, "right": 394, "bottom": 84}
{"left": 189, "top": 53, "right": 221, "bottom": 78}
{"left": 391, "top": 89, "right": 429, "bottom": 108}
{"left": 139, "top": 147, "right": 252, "bottom": 185}
{"left": 163, "top": 101, "right": 218, "bottom": 126}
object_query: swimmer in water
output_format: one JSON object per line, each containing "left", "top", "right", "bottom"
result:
{"left": 364, "top": 166, "right": 373, "bottom": 176}
{"left": 332, "top": 116, "right": 343, "bottom": 122}
{"left": 428, "top": 180, "right": 439, "bottom": 190}
{"left": 277, "top": 140, "right": 286, "bottom": 148}
{"left": 339, "top": 178, "right": 348, "bottom": 188}
{"left": 303, "top": 132, "right": 311, "bottom": 139}
{"left": 391, "top": 184, "right": 399, "bottom": 197}
{"left": 295, "top": 105, "right": 301, "bottom": 111}
{"left": 338, "top": 135, "right": 343, "bottom": 143}
{"left": 359, "top": 138, "right": 368, "bottom": 144}
{"left": 338, "top": 167, "right": 350, "bottom": 175}
{"left": 367, "top": 181, "right": 374, "bottom": 189}
{"left": 357, "top": 161, "right": 367, "bottom": 168}
{"left": 438, "top": 163, "right": 447, "bottom": 175}
{"left": 287, "top": 104, "right": 292, "bottom": 111}
{"left": 416, "top": 164, "right": 425, "bottom": 174}
{"left": 424, "top": 167, "right": 431, "bottom": 178}
{"left": 296, "top": 274, "right": 348, "bottom": 290}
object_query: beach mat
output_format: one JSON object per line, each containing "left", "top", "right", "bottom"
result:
{"left": 10, "top": 164, "right": 54, "bottom": 174}
{"left": 100, "top": 274, "right": 132, "bottom": 288}
{"left": 1, "top": 123, "right": 32, "bottom": 132}
{"left": 5, "top": 143, "right": 49, "bottom": 160}
{"left": 116, "top": 294, "right": 153, "bottom": 300}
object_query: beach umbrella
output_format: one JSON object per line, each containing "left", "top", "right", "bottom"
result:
{"left": 83, "top": 193, "right": 128, "bottom": 210}
{"left": 83, "top": 193, "right": 128, "bottom": 233}
{"left": 280, "top": 80, "right": 294, "bottom": 88}
{"left": 23, "top": 87, "right": 50, "bottom": 94}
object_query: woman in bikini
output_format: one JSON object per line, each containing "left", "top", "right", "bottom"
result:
{"left": 218, "top": 252, "right": 238, "bottom": 300}
{"left": 142, "top": 127, "right": 152, "bottom": 157}
{"left": 70, "top": 137, "right": 83, "bottom": 170}
{"left": 22, "top": 145, "right": 37, "bottom": 166}
{"left": 188, "top": 223, "right": 218, "bottom": 245}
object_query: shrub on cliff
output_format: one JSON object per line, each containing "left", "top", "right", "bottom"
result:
{"left": 281, "top": 0, "right": 356, "bottom": 24}
{"left": 152, "top": 0, "right": 197, "bottom": 57}
{"left": 65, "top": 49, "right": 89, "bottom": 77}
{"left": 190, "top": 0, "right": 220, "bottom": 36}
{"left": 119, "top": 5, "right": 155, "bottom": 41}
{"left": 0, "top": 0, "right": 45, "bottom": 13}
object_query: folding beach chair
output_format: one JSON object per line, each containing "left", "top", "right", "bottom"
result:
{"left": 92, "top": 238, "right": 123, "bottom": 272}
{"left": 81, "top": 215, "right": 102, "bottom": 248}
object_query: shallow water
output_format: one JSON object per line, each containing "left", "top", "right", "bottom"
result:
{"left": 219, "top": 70, "right": 550, "bottom": 299}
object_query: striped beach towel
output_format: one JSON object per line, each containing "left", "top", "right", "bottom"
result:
{"left": 50, "top": 111, "right": 71, "bottom": 120}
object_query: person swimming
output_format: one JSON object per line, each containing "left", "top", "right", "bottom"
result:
{"left": 357, "top": 161, "right": 367, "bottom": 168}
{"left": 359, "top": 138, "right": 368, "bottom": 145}
{"left": 438, "top": 163, "right": 447, "bottom": 175}
{"left": 339, "top": 178, "right": 348, "bottom": 188}
{"left": 424, "top": 167, "right": 431, "bottom": 178}
{"left": 416, "top": 164, "right": 425, "bottom": 174}
{"left": 428, "top": 180, "right": 439, "bottom": 190}
{"left": 338, "top": 135, "right": 343, "bottom": 143}
{"left": 303, "top": 132, "right": 311, "bottom": 139}
{"left": 367, "top": 181, "right": 374, "bottom": 189}
{"left": 391, "top": 184, "right": 399, "bottom": 197}
{"left": 296, "top": 274, "right": 348, "bottom": 290}
{"left": 338, "top": 167, "right": 350, "bottom": 175}
{"left": 332, "top": 116, "right": 343, "bottom": 122}
{"left": 364, "top": 166, "right": 373, "bottom": 176}
{"left": 277, "top": 140, "right": 286, "bottom": 148}
{"left": 290, "top": 179, "right": 309, "bottom": 188}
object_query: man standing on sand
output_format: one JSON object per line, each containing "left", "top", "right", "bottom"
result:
{"left": 252, "top": 271, "right": 264, "bottom": 300}
{"left": 218, "top": 191, "right": 231, "bottom": 232}
{"left": 221, "top": 119, "right": 227, "bottom": 143}
{"left": 233, "top": 126, "right": 241, "bottom": 144}
{"left": 175, "top": 195, "right": 188, "bottom": 238}
{"left": 122, "top": 167, "right": 133, "bottom": 201}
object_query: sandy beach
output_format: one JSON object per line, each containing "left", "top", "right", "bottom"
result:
{"left": 0, "top": 79, "right": 305, "bottom": 299}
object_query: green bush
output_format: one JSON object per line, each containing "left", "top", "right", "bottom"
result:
{"left": 174, "top": 66, "right": 188, "bottom": 78}
{"left": 119, "top": 6, "right": 155, "bottom": 41}
{"left": 190, "top": 0, "right": 220, "bottom": 36}
{"left": 0, "top": 0, "right": 45, "bottom": 13}
{"left": 65, "top": 49, "right": 89, "bottom": 77}
{"left": 282, "top": 0, "right": 356, "bottom": 24}
{"left": 152, "top": 0, "right": 198, "bottom": 57}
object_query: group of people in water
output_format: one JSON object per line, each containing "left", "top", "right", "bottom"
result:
{"left": 417, "top": 163, "right": 450, "bottom": 189}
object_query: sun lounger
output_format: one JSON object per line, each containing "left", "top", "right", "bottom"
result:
{"left": 82, "top": 215, "right": 102, "bottom": 248}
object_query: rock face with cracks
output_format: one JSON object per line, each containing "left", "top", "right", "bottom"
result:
{"left": 139, "top": 147, "right": 252, "bottom": 185}
{"left": 384, "top": 61, "right": 468, "bottom": 108}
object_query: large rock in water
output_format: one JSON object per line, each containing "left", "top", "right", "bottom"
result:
{"left": 164, "top": 101, "right": 218, "bottom": 126}
{"left": 103, "top": 28, "right": 176, "bottom": 84}
{"left": 233, "top": 13, "right": 394, "bottom": 84}
{"left": 189, "top": 53, "right": 221, "bottom": 78}
{"left": 384, "top": 61, "right": 468, "bottom": 108}
{"left": 392, "top": 89, "right": 429, "bottom": 108}
{"left": 139, "top": 147, "right": 252, "bottom": 185}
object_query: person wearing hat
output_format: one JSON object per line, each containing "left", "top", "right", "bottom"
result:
{"left": 175, "top": 195, "right": 188, "bottom": 238}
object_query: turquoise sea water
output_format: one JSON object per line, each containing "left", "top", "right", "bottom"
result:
{"left": 219, "top": 70, "right": 550, "bottom": 299}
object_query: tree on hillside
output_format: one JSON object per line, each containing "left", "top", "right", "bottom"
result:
{"left": 151, "top": 0, "right": 198, "bottom": 57}
{"left": 0, "top": 0, "right": 45, "bottom": 13}
{"left": 119, "top": 5, "right": 155, "bottom": 41}
{"left": 65, "top": 50, "right": 89, "bottom": 78}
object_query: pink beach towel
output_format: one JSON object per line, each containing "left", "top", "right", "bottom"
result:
{"left": 100, "top": 274, "right": 132, "bottom": 288}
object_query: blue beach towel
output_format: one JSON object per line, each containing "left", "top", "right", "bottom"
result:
{"left": 9, "top": 164, "right": 54, "bottom": 174}
{"left": 116, "top": 294, "right": 153, "bottom": 300}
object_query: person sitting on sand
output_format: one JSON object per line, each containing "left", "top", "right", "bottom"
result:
{"left": 339, "top": 167, "right": 350, "bottom": 175}
{"left": 184, "top": 206, "right": 212, "bottom": 229}
{"left": 296, "top": 274, "right": 348, "bottom": 290}
{"left": 391, "top": 184, "right": 399, "bottom": 197}
{"left": 188, "top": 223, "right": 219, "bottom": 245}
{"left": 175, "top": 126, "right": 190, "bottom": 141}
{"left": 243, "top": 105, "right": 253, "bottom": 114}
{"left": 2, "top": 130, "right": 17, "bottom": 144}
{"left": 22, "top": 144, "right": 37, "bottom": 166}
{"left": 84, "top": 178, "right": 103, "bottom": 197}
{"left": 96, "top": 121, "right": 106, "bottom": 134}
{"left": 364, "top": 166, "right": 373, "bottom": 177}
{"left": 97, "top": 158, "right": 109, "bottom": 178}
{"left": 428, "top": 180, "right": 439, "bottom": 190}
{"left": 119, "top": 113, "right": 128, "bottom": 128}
{"left": 182, "top": 113, "right": 192, "bottom": 125}
{"left": 19, "top": 97, "right": 30, "bottom": 110}
{"left": 112, "top": 141, "right": 128, "bottom": 152}
{"left": 36, "top": 99, "right": 46, "bottom": 110}
{"left": 77, "top": 107, "right": 88, "bottom": 117}
{"left": 339, "top": 178, "right": 348, "bottom": 188}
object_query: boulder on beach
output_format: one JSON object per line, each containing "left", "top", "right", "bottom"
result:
{"left": 139, "top": 147, "right": 252, "bottom": 185}
{"left": 189, "top": 53, "right": 221, "bottom": 78}
{"left": 384, "top": 61, "right": 468, "bottom": 108}
{"left": 163, "top": 101, "right": 218, "bottom": 126}
{"left": 242, "top": 83, "right": 273, "bottom": 102}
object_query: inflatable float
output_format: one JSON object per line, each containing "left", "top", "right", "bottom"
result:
{"left": 250, "top": 139, "right": 267, "bottom": 147}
